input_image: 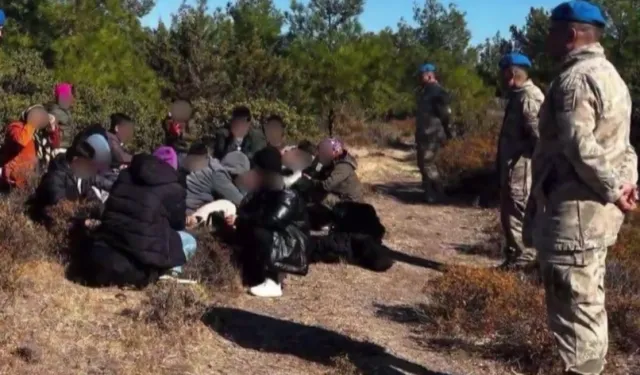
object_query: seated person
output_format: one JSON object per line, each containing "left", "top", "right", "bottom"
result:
{"left": 77, "top": 146, "right": 196, "bottom": 287}
{"left": 0, "top": 104, "right": 55, "bottom": 190}
{"left": 212, "top": 106, "right": 266, "bottom": 161}
{"left": 106, "top": 113, "right": 134, "bottom": 168}
{"left": 30, "top": 135, "right": 103, "bottom": 221}
{"left": 281, "top": 143, "right": 315, "bottom": 188}
{"left": 307, "top": 137, "right": 364, "bottom": 207}
{"left": 183, "top": 143, "right": 256, "bottom": 226}
{"left": 163, "top": 100, "right": 201, "bottom": 167}
{"left": 225, "top": 146, "right": 310, "bottom": 298}
{"left": 262, "top": 115, "right": 289, "bottom": 152}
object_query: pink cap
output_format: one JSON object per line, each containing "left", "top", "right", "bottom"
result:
{"left": 54, "top": 83, "right": 73, "bottom": 98}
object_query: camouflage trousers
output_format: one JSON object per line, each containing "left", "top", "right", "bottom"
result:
{"left": 540, "top": 247, "right": 608, "bottom": 375}
{"left": 416, "top": 140, "right": 443, "bottom": 200}
{"left": 499, "top": 186, "right": 536, "bottom": 264}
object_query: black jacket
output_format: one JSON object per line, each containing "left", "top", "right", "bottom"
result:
{"left": 33, "top": 154, "right": 98, "bottom": 209}
{"left": 236, "top": 187, "right": 310, "bottom": 275}
{"left": 82, "top": 153, "right": 188, "bottom": 287}
{"left": 212, "top": 127, "right": 267, "bottom": 161}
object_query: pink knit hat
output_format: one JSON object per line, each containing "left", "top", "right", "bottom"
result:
{"left": 54, "top": 83, "right": 73, "bottom": 99}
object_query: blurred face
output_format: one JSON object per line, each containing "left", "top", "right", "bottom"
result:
{"left": 318, "top": 144, "right": 335, "bottom": 165}
{"left": 116, "top": 122, "right": 134, "bottom": 143}
{"left": 421, "top": 72, "right": 435, "bottom": 85}
{"left": 264, "top": 121, "right": 284, "bottom": 147}
{"left": 236, "top": 170, "right": 260, "bottom": 192}
{"left": 28, "top": 108, "right": 50, "bottom": 129}
{"left": 230, "top": 119, "right": 250, "bottom": 139}
{"left": 71, "top": 157, "right": 98, "bottom": 179}
{"left": 546, "top": 21, "right": 573, "bottom": 60}
{"left": 184, "top": 154, "right": 208, "bottom": 172}
{"left": 57, "top": 94, "right": 74, "bottom": 110}
{"left": 0, "top": 27, "right": 4, "bottom": 40}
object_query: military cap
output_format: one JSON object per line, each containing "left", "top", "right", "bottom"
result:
{"left": 498, "top": 52, "right": 532, "bottom": 69}
{"left": 419, "top": 63, "right": 436, "bottom": 73}
{"left": 551, "top": 0, "right": 606, "bottom": 27}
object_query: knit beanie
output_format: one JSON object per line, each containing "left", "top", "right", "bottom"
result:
{"left": 153, "top": 146, "right": 178, "bottom": 170}
{"left": 253, "top": 146, "right": 282, "bottom": 173}
{"left": 221, "top": 151, "right": 250, "bottom": 176}
{"left": 0, "top": 10, "right": 6, "bottom": 27}
{"left": 55, "top": 83, "right": 73, "bottom": 99}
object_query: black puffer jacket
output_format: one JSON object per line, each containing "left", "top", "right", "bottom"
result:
{"left": 236, "top": 187, "right": 310, "bottom": 275}
{"left": 81, "top": 153, "right": 187, "bottom": 287}
{"left": 33, "top": 154, "right": 98, "bottom": 208}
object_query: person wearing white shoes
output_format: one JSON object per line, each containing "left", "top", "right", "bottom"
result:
{"left": 225, "top": 146, "right": 310, "bottom": 298}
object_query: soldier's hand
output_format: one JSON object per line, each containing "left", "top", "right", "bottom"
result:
{"left": 615, "top": 184, "right": 637, "bottom": 212}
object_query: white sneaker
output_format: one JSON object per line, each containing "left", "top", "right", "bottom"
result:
{"left": 249, "top": 278, "right": 283, "bottom": 297}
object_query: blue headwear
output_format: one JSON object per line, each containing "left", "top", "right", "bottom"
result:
{"left": 498, "top": 52, "right": 532, "bottom": 70}
{"left": 0, "top": 10, "right": 6, "bottom": 27}
{"left": 550, "top": 1, "right": 606, "bottom": 27}
{"left": 419, "top": 63, "right": 436, "bottom": 74}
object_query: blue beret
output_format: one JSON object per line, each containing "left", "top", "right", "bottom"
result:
{"left": 0, "top": 10, "right": 5, "bottom": 27}
{"left": 551, "top": 1, "right": 606, "bottom": 27}
{"left": 419, "top": 63, "right": 436, "bottom": 73}
{"left": 498, "top": 52, "right": 532, "bottom": 69}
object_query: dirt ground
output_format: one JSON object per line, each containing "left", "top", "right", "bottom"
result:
{"left": 0, "top": 147, "right": 512, "bottom": 375}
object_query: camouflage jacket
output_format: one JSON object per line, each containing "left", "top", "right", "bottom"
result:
{"left": 497, "top": 80, "right": 544, "bottom": 200}
{"left": 526, "top": 43, "right": 638, "bottom": 257}
{"left": 415, "top": 82, "right": 452, "bottom": 142}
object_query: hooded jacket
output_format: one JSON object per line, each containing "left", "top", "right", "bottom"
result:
{"left": 314, "top": 152, "right": 364, "bottom": 203}
{"left": 185, "top": 156, "right": 246, "bottom": 213}
{"left": 32, "top": 154, "right": 99, "bottom": 209}
{"left": 0, "top": 121, "right": 54, "bottom": 189}
{"left": 82, "top": 154, "right": 187, "bottom": 287}
{"left": 49, "top": 104, "right": 74, "bottom": 148}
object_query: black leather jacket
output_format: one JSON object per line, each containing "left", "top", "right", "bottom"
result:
{"left": 236, "top": 187, "right": 310, "bottom": 275}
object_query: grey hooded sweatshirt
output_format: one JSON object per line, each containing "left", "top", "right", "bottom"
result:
{"left": 185, "top": 152, "right": 250, "bottom": 214}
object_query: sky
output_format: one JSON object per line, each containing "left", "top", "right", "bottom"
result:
{"left": 142, "top": 0, "right": 559, "bottom": 45}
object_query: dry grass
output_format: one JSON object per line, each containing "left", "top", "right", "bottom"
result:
{"left": 409, "top": 210, "right": 640, "bottom": 374}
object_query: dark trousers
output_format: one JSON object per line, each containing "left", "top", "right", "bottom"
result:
{"left": 238, "top": 227, "right": 284, "bottom": 285}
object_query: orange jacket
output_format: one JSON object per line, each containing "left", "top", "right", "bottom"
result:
{"left": 0, "top": 121, "right": 38, "bottom": 188}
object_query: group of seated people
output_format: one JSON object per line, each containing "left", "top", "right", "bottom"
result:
{"left": 0, "top": 101, "right": 391, "bottom": 298}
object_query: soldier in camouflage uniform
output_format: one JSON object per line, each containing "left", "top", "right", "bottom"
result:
{"left": 415, "top": 63, "right": 452, "bottom": 203}
{"left": 524, "top": 2, "right": 638, "bottom": 374}
{"left": 496, "top": 53, "right": 544, "bottom": 270}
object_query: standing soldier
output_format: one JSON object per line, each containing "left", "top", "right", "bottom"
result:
{"left": 415, "top": 63, "right": 452, "bottom": 203}
{"left": 496, "top": 53, "right": 544, "bottom": 271}
{"left": 524, "top": 1, "right": 638, "bottom": 374}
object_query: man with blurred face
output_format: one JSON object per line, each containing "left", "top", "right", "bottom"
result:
{"left": 415, "top": 63, "right": 452, "bottom": 203}
{"left": 107, "top": 113, "right": 135, "bottom": 167}
{"left": 213, "top": 106, "right": 266, "bottom": 161}
{"left": 523, "top": 2, "right": 638, "bottom": 374}
{"left": 263, "top": 115, "right": 287, "bottom": 152}
{"left": 495, "top": 52, "right": 544, "bottom": 272}
{"left": 0, "top": 105, "right": 52, "bottom": 189}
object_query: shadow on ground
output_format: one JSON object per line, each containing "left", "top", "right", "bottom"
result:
{"left": 203, "top": 307, "right": 450, "bottom": 375}
{"left": 388, "top": 249, "right": 446, "bottom": 272}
